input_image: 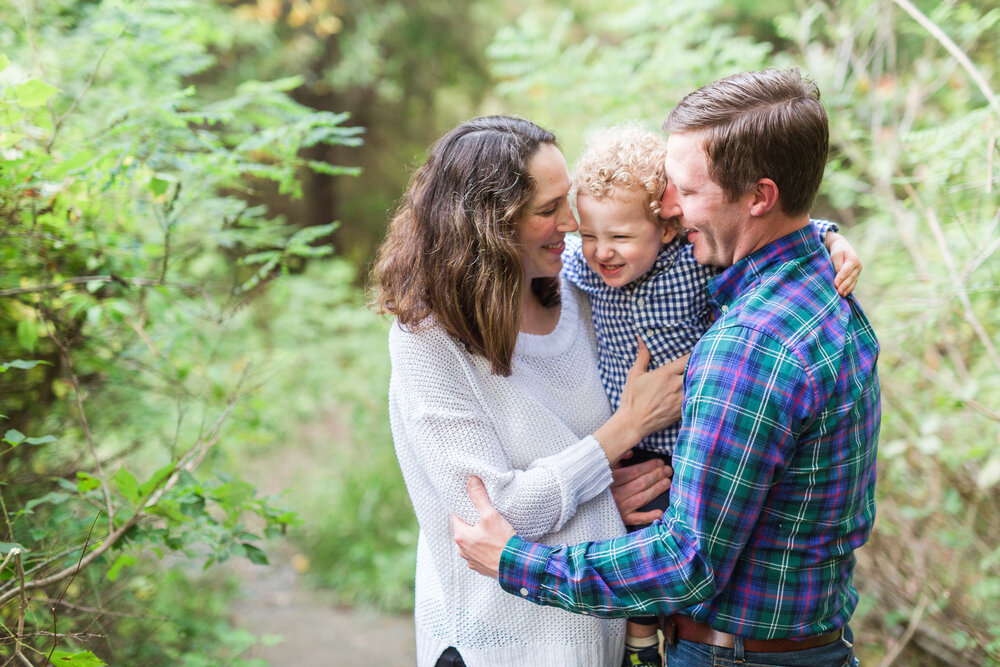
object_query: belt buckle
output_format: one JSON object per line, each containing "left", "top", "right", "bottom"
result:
{"left": 662, "top": 616, "right": 678, "bottom": 647}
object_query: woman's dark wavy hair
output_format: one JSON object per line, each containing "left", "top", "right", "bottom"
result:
{"left": 371, "top": 116, "right": 560, "bottom": 376}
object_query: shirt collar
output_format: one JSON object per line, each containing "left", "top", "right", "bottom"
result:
{"left": 707, "top": 224, "right": 823, "bottom": 308}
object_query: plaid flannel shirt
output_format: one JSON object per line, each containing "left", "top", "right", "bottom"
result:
{"left": 560, "top": 220, "right": 838, "bottom": 456}
{"left": 502, "top": 224, "right": 881, "bottom": 639}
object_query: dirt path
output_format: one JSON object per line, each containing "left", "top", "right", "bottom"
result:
{"left": 228, "top": 412, "right": 417, "bottom": 666}
{"left": 229, "top": 553, "right": 416, "bottom": 666}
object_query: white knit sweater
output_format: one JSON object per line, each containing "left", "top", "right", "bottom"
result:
{"left": 388, "top": 280, "right": 627, "bottom": 667}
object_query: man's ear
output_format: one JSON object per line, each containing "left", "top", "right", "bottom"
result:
{"left": 749, "top": 178, "right": 779, "bottom": 217}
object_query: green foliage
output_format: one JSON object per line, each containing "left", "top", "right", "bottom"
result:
{"left": 487, "top": 0, "right": 773, "bottom": 160}
{"left": 0, "top": 0, "right": 360, "bottom": 662}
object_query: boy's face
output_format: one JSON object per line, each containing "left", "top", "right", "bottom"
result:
{"left": 577, "top": 189, "right": 677, "bottom": 288}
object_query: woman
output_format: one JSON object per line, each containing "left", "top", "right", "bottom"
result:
{"left": 373, "top": 116, "right": 681, "bottom": 666}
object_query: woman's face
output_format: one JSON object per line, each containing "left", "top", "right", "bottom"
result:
{"left": 516, "top": 143, "right": 578, "bottom": 282}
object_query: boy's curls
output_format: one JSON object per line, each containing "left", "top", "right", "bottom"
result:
{"left": 571, "top": 124, "right": 672, "bottom": 223}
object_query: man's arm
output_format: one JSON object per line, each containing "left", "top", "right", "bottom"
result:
{"left": 454, "top": 325, "right": 812, "bottom": 618}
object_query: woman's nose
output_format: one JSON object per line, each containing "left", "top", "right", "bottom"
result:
{"left": 557, "top": 205, "right": 578, "bottom": 233}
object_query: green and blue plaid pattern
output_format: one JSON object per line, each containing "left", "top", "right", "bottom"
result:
{"left": 501, "top": 225, "right": 880, "bottom": 639}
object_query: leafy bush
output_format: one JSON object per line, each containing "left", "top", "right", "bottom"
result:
{"left": 0, "top": 1, "right": 361, "bottom": 663}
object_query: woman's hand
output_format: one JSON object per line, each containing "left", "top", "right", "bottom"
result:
{"left": 594, "top": 341, "right": 687, "bottom": 464}
{"left": 825, "top": 231, "right": 862, "bottom": 297}
{"left": 610, "top": 454, "right": 673, "bottom": 525}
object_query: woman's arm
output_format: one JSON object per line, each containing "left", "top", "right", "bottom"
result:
{"left": 390, "top": 328, "right": 682, "bottom": 540}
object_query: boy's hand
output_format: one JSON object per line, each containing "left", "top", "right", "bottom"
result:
{"left": 825, "top": 231, "right": 862, "bottom": 296}
{"left": 610, "top": 455, "right": 672, "bottom": 525}
{"left": 452, "top": 476, "right": 514, "bottom": 579}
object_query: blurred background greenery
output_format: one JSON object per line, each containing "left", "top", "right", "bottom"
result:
{"left": 1, "top": 0, "right": 997, "bottom": 665}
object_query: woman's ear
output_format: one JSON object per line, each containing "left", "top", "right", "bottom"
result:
{"left": 749, "top": 178, "right": 779, "bottom": 217}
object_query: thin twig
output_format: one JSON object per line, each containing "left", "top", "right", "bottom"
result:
{"left": 0, "top": 274, "right": 209, "bottom": 300}
{"left": 878, "top": 594, "right": 931, "bottom": 666}
{"left": 38, "top": 310, "right": 115, "bottom": 533}
{"left": 40, "top": 598, "right": 169, "bottom": 621}
{"left": 14, "top": 552, "right": 27, "bottom": 666}
{"left": 0, "top": 390, "right": 244, "bottom": 608}
{"left": 890, "top": 0, "right": 1000, "bottom": 116}
{"left": 44, "top": 4, "right": 137, "bottom": 152}
{"left": 45, "top": 512, "right": 101, "bottom": 666}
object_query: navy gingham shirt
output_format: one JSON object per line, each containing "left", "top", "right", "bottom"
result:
{"left": 561, "top": 220, "right": 837, "bottom": 455}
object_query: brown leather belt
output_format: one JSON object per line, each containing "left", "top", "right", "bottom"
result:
{"left": 664, "top": 615, "right": 843, "bottom": 653}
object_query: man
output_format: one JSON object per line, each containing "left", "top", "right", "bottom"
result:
{"left": 452, "top": 68, "right": 881, "bottom": 667}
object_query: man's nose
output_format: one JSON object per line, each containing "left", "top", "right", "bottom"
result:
{"left": 660, "top": 182, "right": 681, "bottom": 220}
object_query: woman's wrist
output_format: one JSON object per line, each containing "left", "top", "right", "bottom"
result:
{"left": 594, "top": 409, "right": 644, "bottom": 464}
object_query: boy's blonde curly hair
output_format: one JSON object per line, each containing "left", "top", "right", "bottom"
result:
{"left": 572, "top": 124, "right": 669, "bottom": 219}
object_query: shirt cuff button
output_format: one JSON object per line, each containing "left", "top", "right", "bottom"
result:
{"left": 519, "top": 587, "right": 529, "bottom": 596}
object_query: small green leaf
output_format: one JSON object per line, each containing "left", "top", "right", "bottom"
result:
{"left": 148, "top": 175, "right": 170, "bottom": 196}
{"left": 0, "top": 542, "right": 27, "bottom": 555}
{"left": 15, "top": 79, "right": 60, "bottom": 108}
{"left": 106, "top": 554, "right": 136, "bottom": 581}
{"left": 214, "top": 480, "right": 254, "bottom": 507}
{"left": 114, "top": 468, "right": 140, "bottom": 504}
{"left": 2, "top": 359, "right": 47, "bottom": 370}
{"left": 76, "top": 471, "right": 100, "bottom": 493}
{"left": 25, "top": 491, "right": 70, "bottom": 512}
{"left": 242, "top": 543, "right": 269, "bottom": 566}
{"left": 139, "top": 463, "right": 175, "bottom": 497}
{"left": 0, "top": 55, "right": 9, "bottom": 73}
{"left": 16, "top": 319, "right": 38, "bottom": 352}
{"left": 3, "top": 429, "right": 25, "bottom": 446}
{"left": 50, "top": 650, "right": 106, "bottom": 667}
{"left": 25, "top": 434, "right": 57, "bottom": 445}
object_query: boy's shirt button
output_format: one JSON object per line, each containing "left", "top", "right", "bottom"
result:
{"left": 635, "top": 297, "right": 646, "bottom": 308}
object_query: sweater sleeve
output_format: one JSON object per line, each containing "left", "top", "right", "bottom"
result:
{"left": 389, "top": 322, "right": 613, "bottom": 541}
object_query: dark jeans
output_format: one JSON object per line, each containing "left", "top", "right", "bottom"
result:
{"left": 434, "top": 646, "right": 465, "bottom": 667}
{"left": 665, "top": 625, "right": 859, "bottom": 666}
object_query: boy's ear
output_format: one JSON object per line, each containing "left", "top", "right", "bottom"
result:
{"left": 749, "top": 178, "right": 780, "bottom": 217}
{"left": 660, "top": 222, "right": 679, "bottom": 244}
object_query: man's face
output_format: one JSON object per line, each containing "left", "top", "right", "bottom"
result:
{"left": 659, "top": 132, "right": 750, "bottom": 268}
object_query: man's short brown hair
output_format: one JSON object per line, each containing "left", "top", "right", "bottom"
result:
{"left": 663, "top": 68, "right": 829, "bottom": 217}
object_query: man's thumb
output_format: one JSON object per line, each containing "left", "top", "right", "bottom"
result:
{"left": 467, "top": 476, "right": 491, "bottom": 515}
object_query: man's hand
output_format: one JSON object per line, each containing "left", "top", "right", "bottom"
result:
{"left": 452, "top": 476, "right": 515, "bottom": 579}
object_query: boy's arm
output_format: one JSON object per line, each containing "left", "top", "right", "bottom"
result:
{"left": 811, "top": 219, "right": 862, "bottom": 297}
{"left": 824, "top": 231, "right": 862, "bottom": 297}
